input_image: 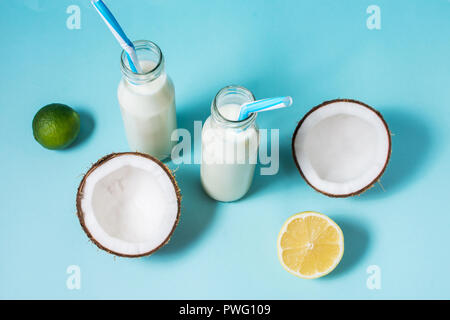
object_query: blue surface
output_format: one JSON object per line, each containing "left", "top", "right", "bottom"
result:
{"left": 1, "top": 0, "right": 449, "bottom": 299}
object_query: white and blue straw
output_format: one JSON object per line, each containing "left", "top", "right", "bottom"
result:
{"left": 238, "top": 96, "right": 293, "bottom": 121}
{"left": 91, "top": 0, "right": 142, "bottom": 73}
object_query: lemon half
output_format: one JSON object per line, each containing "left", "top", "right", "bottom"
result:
{"left": 277, "top": 212, "right": 344, "bottom": 279}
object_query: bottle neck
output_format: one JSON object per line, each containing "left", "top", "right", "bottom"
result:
{"left": 211, "top": 85, "right": 257, "bottom": 130}
{"left": 120, "top": 40, "right": 165, "bottom": 85}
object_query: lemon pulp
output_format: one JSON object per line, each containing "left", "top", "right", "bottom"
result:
{"left": 277, "top": 212, "right": 344, "bottom": 279}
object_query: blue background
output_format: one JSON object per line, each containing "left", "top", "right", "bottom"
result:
{"left": 1, "top": 0, "right": 449, "bottom": 299}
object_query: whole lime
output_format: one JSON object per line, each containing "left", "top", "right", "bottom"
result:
{"left": 32, "top": 103, "right": 80, "bottom": 149}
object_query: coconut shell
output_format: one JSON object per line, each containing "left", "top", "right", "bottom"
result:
{"left": 76, "top": 152, "right": 181, "bottom": 258}
{"left": 291, "top": 99, "right": 391, "bottom": 198}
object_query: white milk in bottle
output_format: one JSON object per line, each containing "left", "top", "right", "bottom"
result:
{"left": 201, "top": 86, "right": 259, "bottom": 202}
{"left": 118, "top": 40, "right": 176, "bottom": 160}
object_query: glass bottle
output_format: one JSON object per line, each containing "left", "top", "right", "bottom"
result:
{"left": 117, "top": 40, "right": 176, "bottom": 160}
{"left": 201, "top": 85, "right": 259, "bottom": 202}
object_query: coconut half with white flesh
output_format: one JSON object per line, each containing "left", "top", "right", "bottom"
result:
{"left": 292, "top": 99, "right": 391, "bottom": 197}
{"left": 76, "top": 152, "right": 181, "bottom": 257}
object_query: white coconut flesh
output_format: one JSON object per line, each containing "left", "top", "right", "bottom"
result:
{"left": 293, "top": 100, "right": 390, "bottom": 196}
{"left": 79, "top": 154, "right": 179, "bottom": 256}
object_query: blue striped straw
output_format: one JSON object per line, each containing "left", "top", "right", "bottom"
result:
{"left": 238, "top": 96, "right": 293, "bottom": 121}
{"left": 91, "top": 0, "right": 142, "bottom": 73}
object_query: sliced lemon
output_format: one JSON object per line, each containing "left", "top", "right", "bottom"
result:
{"left": 277, "top": 211, "right": 344, "bottom": 279}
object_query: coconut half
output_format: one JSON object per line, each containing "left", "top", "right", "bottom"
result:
{"left": 292, "top": 99, "right": 391, "bottom": 197}
{"left": 76, "top": 152, "right": 181, "bottom": 257}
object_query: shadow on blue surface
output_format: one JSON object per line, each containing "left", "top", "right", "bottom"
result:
{"left": 155, "top": 165, "right": 217, "bottom": 255}
{"left": 321, "top": 216, "right": 371, "bottom": 280}
{"left": 157, "top": 165, "right": 217, "bottom": 256}
{"left": 155, "top": 99, "right": 218, "bottom": 255}
{"left": 356, "top": 109, "right": 434, "bottom": 200}
{"left": 71, "top": 109, "right": 96, "bottom": 149}
{"left": 248, "top": 138, "right": 299, "bottom": 197}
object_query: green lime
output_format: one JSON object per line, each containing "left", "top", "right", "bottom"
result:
{"left": 32, "top": 103, "right": 80, "bottom": 150}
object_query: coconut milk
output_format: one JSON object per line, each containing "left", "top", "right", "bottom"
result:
{"left": 117, "top": 41, "right": 176, "bottom": 160}
{"left": 201, "top": 87, "right": 259, "bottom": 202}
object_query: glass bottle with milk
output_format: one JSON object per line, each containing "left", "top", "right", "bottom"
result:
{"left": 201, "top": 86, "right": 259, "bottom": 202}
{"left": 118, "top": 40, "right": 176, "bottom": 160}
